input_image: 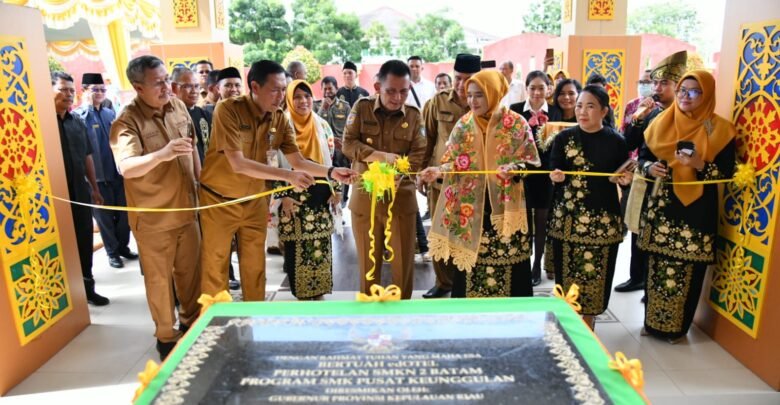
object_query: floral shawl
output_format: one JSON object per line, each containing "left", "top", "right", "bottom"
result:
{"left": 429, "top": 106, "right": 541, "bottom": 271}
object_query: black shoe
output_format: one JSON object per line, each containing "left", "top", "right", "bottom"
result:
{"left": 641, "top": 295, "right": 647, "bottom": 304}
{"left": 422, "top": 286, "right": 450, "bottom": 299}
{"left": 178, "top": 323, "right": 190, "bottom": 334}
{"left": 229, "top": 279, "right": 240, "bottom": 290}
{"left": 156, "top": 339, "right": 177, "bottom": 361}
{"left": 119, "top": 249, "right": 139, "bottom": 260}
{"left": 421, "top": 211, "right": 431, "bottom": 221}
{"left": 87, "top": 291, "right": 110, "bottom": 306}
{"left": 532, "top": 275, "right": 542, "bottom": 287}
{"left": 84, "top": 278, "right": 110, "bottom": 306}
{"left": 614, "top": 279, "right": 646, "bottom": 292}
{"left": 266, "top": 246, "right": 282, "bottom": 256}
{"left": 108, "top": 256, "right": 124, "bottom": 268}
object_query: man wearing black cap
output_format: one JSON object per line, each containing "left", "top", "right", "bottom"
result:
{"left": 419, "top": 53, "right": 481, "bottom": 299}
{"left": 199, "top": 69, "right": 221, "bottom": 110}
{"left": 216, "top": 67, "right": 243, "bottom": 101}
{"left": 52, "top": 71, "right": 109, "bottom": 306}
{"left": 336, "top": 61, "right": 369, "bottom": 107}
{"left": 76, "top": 72, "right": 137, "bottom": 270}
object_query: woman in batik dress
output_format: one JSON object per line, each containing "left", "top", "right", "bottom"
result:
{"left": 276, "top": 80, "right": 340, "bottom": 300}
{"left": 547, "top": 85, "right": 631, "bottom": 329}
{"left": 421, "top": 70, "right": 541, "bottom": 298}
{"left": 638, "top": 70, "right": 735, "bottom": 343}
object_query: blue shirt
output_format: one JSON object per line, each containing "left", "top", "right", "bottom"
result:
{"left": 76, "top": 104, "right": 119, "bottom": 182}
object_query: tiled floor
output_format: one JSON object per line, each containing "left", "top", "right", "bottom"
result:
{"left": 3, "top": 209, "right": 779, "bottom": 404}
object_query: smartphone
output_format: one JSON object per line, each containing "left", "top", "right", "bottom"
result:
{"left": 677, "top": 141, "right": 695, "bottom": 157}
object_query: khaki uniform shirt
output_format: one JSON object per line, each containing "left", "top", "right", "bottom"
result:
{"left": 422, "top": 89, "right": 469, "bottom": 169}
{"left": 200, "top": 94, "right": 298, "bottom": 199}
{"left": 110, "top": 97, "right": 198, "bottom": 233}
{"left": 342, "top": 96, "right": 426, "bottom": 215}
{"left": 313, "top": 98, "right": 351, "bottom": 139}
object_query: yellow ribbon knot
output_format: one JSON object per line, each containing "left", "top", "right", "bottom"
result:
{"left": 732, "top": 163, "right": 756, "bottom": 188}
{"left": 361, "top": 161, "right": 402, "bottom": 280}
{"left": 553, "top": 283, "right": 582, "bottom": 313}
{"left": 608, "top": 351, "right": 644, "bottom": 392}
{"left": 197, "top": 290, "right": 233, "bottom": 315}
{"left": 132, "top": 359, "right": 160, "bottom": 402}
{"left": 394, "top": 156, "right": 411, "bottom": 175}
{"left": 356, "top": 284, "right": 402, "bottom": 302}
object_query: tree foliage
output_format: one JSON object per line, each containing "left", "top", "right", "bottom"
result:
{"left": 522, "top": 0, "right": 561, "bottom": 35}
{"left": 398, "top": 11, "right": 467, "bottom": 62}
{"left": 291, "top": 0, "right": 367, "bottom": 64}
{"left": 364, "top": 21, "right": 392, "bottom": 56}
{"left": 48, "top": 56, "right": 64, "bottom": 74}
{"left": 282, "top": 46, "right": 322, "bottom": 83}
{"left": 628, "top": 2, "right": 701, "bottom": 45}
{"left": 229, "top": 0, "right": 291, "bottom": 64}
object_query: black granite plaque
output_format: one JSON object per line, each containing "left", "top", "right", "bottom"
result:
{"left": 151, "top": 312, "right": 612, "bottom": 405}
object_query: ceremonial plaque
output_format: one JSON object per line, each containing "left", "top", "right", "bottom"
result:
{"left": 135, "top": 298, "right": 644, "bottom": 404}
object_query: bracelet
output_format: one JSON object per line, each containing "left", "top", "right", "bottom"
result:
{"left": 327, "top": 166, "right": 335, "bottom": 181}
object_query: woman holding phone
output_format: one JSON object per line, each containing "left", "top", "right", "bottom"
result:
{"left": 547, "top": 85, "right": 631, "bottom": 330}
{"left": 637, "top": 70, "right": 736, "bottom": 343}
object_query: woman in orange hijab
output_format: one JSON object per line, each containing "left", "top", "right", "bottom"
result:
{"left": 420, "top": 70, "right": 541, "bottom": 297}
{"left": 638, "top": 70, "right": 736, "bottom": 343}
{"left": 276, "top": 79, "right": 341, "bottom": 300}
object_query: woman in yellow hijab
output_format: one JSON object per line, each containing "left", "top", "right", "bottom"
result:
{"left": 638, "top": 70, "right": 736, "bottom": 343}
{"left": 420, "top": 70, "right": 541, "bottom": 297}
{"left": 276, "top": 79, "right": 341, "bottom": 300}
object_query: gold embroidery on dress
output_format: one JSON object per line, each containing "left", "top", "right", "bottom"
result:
{"left": 646, "top": 256, "right": 694, "bottom": 332}
{"left": 562, "top": 243, "right": 611, "bottom": 315}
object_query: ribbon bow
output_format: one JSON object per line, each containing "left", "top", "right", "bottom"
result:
{"left": 528, "top": 110, "right": 548, "bottom": 127}
{"left": 553, "top": 283, "right": 582, "bottom": 313}
{"left": 608, "top": 351, "right": 645, "bottom": 392}
{"left": 197, "top": 290, "right": 233, "bottom": 315}
{"left": 732, "top": 163, "right": 756, "bottom": 189}
{"left": 132, "top": 360, "right": 160, "bottom": 402}
{"left": 356, "top": 284, "right": 402, "bottom": 302}
{"left": 361, "top": 159, "right": 412, "bottom": 281}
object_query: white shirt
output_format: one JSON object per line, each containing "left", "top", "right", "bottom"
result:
{"left": 407, "top": 78, "right": 437, "bottom": 108}
{"left": 523, "top": 99, "right": 548, "bottom": 114}
{"left": 501, "top": 80, "right": 528, "bottom": 107}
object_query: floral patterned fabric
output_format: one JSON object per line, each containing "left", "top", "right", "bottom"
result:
{"left": 429, "top": 106, "right": 540, "bottom": 272}
{"left": 546, "top": 126, "right": 628, "bottom": 315}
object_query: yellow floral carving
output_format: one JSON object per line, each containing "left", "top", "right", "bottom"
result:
{"left": 14, "top": 250, "right": 66, "bottom": 326}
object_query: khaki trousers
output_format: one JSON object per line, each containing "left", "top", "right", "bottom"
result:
{"left": 352, "top": 207, "right": 416, "bottom": 300}
{"left": 199, "top": 188, "right": 268, "bottom": 301}
{"left": 135, "top": 222, "right": 201, "bottom": 343}
{"left": 427, "top": 186, "right": 453, "bottom": 290}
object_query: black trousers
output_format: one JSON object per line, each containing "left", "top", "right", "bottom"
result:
{"left": 93, "top": 180, "right": 131, "bottom": 257}
{"left": 415, "top": 211, "right": 428, "bottom": 253}
{"left": 71, "top": 204, "right": 94, "bottom": 279}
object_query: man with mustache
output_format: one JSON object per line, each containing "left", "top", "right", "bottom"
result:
{"left": 53, "top": 71, "right": 109, "bottom": 306}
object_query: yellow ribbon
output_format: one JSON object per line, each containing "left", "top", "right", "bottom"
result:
{"left": 132, "top": 359, "right": 160, "bottom": 402}
{"left": 608, "top": 351, "right": 645, "bottom": 392}
{"left": 732, "top": 163, "right": 756, "bottom": 188}
{"left": 553, "top": 283, "right": 582, "bottom": 313}
{"left": 355, "top": 284, "right": 402, "bottom": 302}
{"left": 361, "top": 161, "right": 401, "bottom": 281}
{"left": 197, "top": 290, "right": 233, "bottom": 315}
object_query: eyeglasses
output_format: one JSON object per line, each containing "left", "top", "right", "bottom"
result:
{"left": 176, "top": 83, "right": 198, "bottom": 91}
{"left": 142, "top": 78, "right": 172, "bottom": 88}
{"left": 90, "top": 87, "right": 107, "bottom": 93}
{"left": 56, "top": 88, "right": 76, "bottom": 94}
{"left": 677, "top": 87, "right": 702, "bottom": 99}
{"left": 638, "top": 80, "right": 652, "bottom": 85}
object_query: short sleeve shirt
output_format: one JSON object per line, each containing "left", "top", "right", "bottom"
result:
{"left": 110, "top": 97, "right": 198, "bottom": 233}
{"left": 199, "top": 94, "right": 298, "bottom": 199}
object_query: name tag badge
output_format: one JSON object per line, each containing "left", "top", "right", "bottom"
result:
{"left": 92, "top": 124, "right": 100, "bottom": 128}
{"left": 266, "top": 148, "right": 280, "bottom": 168}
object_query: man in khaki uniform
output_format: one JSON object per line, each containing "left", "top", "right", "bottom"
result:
{"left": 110, "top": 56, "right": 202, "bottom": 360}
{"left": 343, "top": 60, "right": 427, "bottom": 300}
{"left": 420, "top": 53, "right": 481, "bottom": 299}
{"left": 199, "top": 60, "right": 356, "bottom": 302}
